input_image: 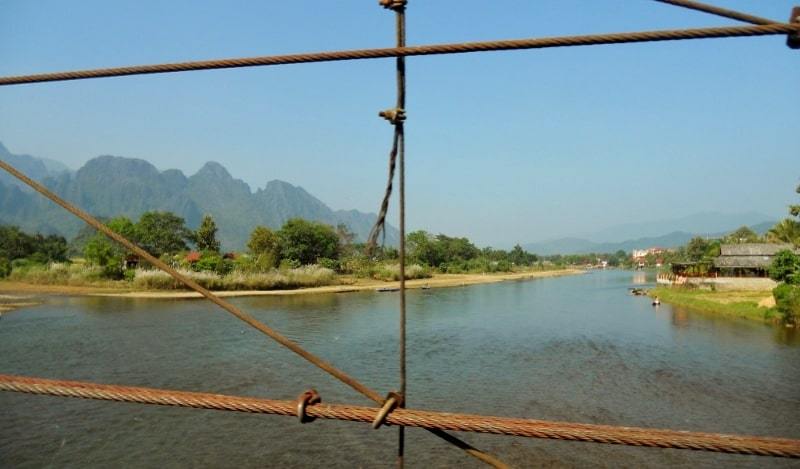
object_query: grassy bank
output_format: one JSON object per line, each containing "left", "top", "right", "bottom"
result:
{"left": 0, "top": 268, "right": 584, "bottom": 298}
{"left": 649, "top": 286, "right": 777, "bottom": 323}
{"left": 7, "top": 262, "right": 341, "bottom": 291}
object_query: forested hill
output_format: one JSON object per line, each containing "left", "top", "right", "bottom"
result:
{"left": 0, "top": 149, "right": 398, "bottom": 250}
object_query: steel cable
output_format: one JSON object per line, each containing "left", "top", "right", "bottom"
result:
{"left": 1, "top": 24, "right": 798, "bottom": 86}
{"left": 0, "top": 157, "right": 506, "bottom": 468}
{"left": 1, "top": 374, "right": 798, "bottom": 459}
{"left": 653, "top": 0, "right": 777, "bottom": 25}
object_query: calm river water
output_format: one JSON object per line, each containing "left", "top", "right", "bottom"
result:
{"left": 1, "top": 270, "right": 798, "bottom": 468}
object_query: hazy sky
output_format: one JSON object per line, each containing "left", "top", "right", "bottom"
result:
{"left": 1, "top": 1, "right": 797, "bottom": 246}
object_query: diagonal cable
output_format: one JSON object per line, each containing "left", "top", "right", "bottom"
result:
{"left": 0, "top": 159, "right": 508, "bottom": 468}
{"left": 653, "top": 0, "right": 777, "bottom": 25}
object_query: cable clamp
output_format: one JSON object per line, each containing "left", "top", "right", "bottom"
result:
{"left": 379, "top": 0, "right": 407, "bottom": 12}
{"left": 372, "top": 391, "right": 404, "bottom": 429}
{"left": 296, "top": 389, "right": 321, "bottom": 424}
{"left": 788, "top": 7, "right": 800, "bottom": 49}
{"left": 379, "top": 108, "right": 406, "bottom": 125}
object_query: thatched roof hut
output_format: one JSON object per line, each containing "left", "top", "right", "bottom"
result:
{"left": 714, "top": 243, "right": 795, "bottom": 272}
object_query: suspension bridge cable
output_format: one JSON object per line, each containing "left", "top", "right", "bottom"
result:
{"left": 1, "top": 374, "right": 798, "bottom": 458}
{"left": 1, "top": 23, "right": 798, "bottom": 86}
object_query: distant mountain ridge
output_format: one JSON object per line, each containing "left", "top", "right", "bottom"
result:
{"left": 0, "top": 145, "right": 398, "bottom": 250}
{"left": 0, "top": 142, "right": 71, "bottom": 191}
{"left": 523, "top": 221, "right": 776, "bottom": 256}
{"left": 581, "top": 211, "right": 777, "bottom": 242}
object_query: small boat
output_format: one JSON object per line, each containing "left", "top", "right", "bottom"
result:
{"left": 376, "top": 287, "right": 400, "bottom": 292}
{"left": 420, "top": 284, "right": 431, "bottom": 290}
{"left": 652, "top": 297, "right": 661, "bottom": 306}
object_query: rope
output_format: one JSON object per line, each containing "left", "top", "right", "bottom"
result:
{"left": 2, "top": 374, "right": 798, "bottom": 459}
{"left": 366, "top": 129, "right": 399, "bottom": 250}
{"left": 0, "top": 155, "right": 506, "bottom": 468}
{"left": 653, "top": 0, "right": 777, "bottom": 25}
{"left": 1, "top": 23, "right": 797, "bottom": 86}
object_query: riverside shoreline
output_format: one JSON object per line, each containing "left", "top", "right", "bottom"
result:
{"left": 0, "top": 269, "right": 584, "bottom": 300}
{"left": 648, "top": 286, "right": 777, "bottom": 323}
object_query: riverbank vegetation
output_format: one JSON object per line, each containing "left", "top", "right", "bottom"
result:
{"left": 649, "top": 286, "right": 777, "bottom": 323}
{"left": 1, "top": 212, "right": 559, "bottom": 291}
{"left": 652, "top": 183, "right": 800, "bottom": 325}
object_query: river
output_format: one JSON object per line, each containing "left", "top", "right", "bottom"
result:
{"left": 1, "top": 270, "right": 798, "bottom": 468}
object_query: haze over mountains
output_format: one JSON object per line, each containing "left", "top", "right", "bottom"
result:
{"left": 522, "top": 218, "right": 776, "bottom": 255}
{"left": 1, "top": 142, "right": 779, "bottom": 255}
{"left": 0, "top": 143, "right": 398, "bottom": 250}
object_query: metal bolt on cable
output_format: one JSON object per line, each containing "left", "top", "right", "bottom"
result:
{"left": 379, "top": 0, "right": 407, "bottom": 12}
{"left": 372, "top": 392, "right": 404, "bottom": 429}
{"left": 379, "top": 108, "right": 406, "bottom": 125}
{"left": 296, "top": 389, "right": 321, "bottom": 424}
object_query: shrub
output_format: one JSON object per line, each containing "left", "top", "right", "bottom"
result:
{"left": 0, "top": 256, "right": 10, "bottom": 278}
{"left": 279, "top": 258, "right": 301, "bottom": 270}
{"left": 193, "top": 251, "right": 233, "bottom": 275}
{"left": 773, "top": 284, "right": 800, "bottom": 325}
{"left": 131, "top": 265, "right": 337, "bottom": 291}
{"left": 371, "top": 263, "right": 431, "bottom": 281}
{"left": 7, "top": 261, "right": 109, "bottom": 286}
{"left": 317, "top": 257, "right": 339, "bottom": 271}
{"left": 769, "top": 250, "right": 800, "bottom": 284}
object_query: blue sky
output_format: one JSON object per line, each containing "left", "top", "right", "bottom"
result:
{"left": 1, "top": 1, "right": 797, "bottom": 246}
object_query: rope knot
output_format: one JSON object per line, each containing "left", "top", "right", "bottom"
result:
{"left": 379, "top": 108, "right": 406, "bottom": 125}
{"left": 372, "top": 391, "right": 404, "bottom": 429}
{"left": 378, "top": 0, "right": 407, "bottom": 12}
{"left": 296, "top": 389, "right": 321, "bottom": 424}
{"left": 788, "top": 7, "right": 800, "bottom": 49}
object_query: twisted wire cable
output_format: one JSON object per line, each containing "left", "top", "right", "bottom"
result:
{"left": 1, "top": 24, "right": 798, "bottom": 86}
{"left": 2, "top": 374, "right": 798, "bottom": 458}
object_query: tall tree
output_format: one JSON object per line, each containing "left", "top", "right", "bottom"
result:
{"left": 194, "top": 214, "right": 220, "bottom": 252}
{"left": 278, "top": 218, "right": 340, "bottom": 265}
{"left": 724, "top": 226, "right": 759, "bottom": 244}
{"left": 83, "top": 217, "right": 137, "bottom": 266}
{"left": 768, "top": 219, "right": 800, "bottom": 246}
{"left": 135, "top": 211, "right": 191, "bottom": 257}
{"left": 686, "top": 237, "right": 710, "bottom": 261}
{"left": 247, "top": 225, "right": 281, "bottom": 269}
{"left": 790, "top": 182, "right": 800, "bottom": 218}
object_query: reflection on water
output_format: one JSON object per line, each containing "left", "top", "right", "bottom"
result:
{"left": 1, "top": 270, "right": 798, "bottom": 468}
{"left": 631, "top": 271, "right": 648, "bottom": 285}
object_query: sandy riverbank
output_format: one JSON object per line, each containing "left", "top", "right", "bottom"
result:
{"left": 0, "top": 269, "right": 584, "bottom": 300}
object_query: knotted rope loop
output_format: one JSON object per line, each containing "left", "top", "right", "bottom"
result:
{"left": 379, "top": 0, "right": 407, "bottom": 12}
{"left": 296, "top": 389, "right": 321, "bottom": 424}
{"left": 379, "top": 108, "right": 406, "bottom": 125}
{"left": 788, "top": 7, "right": 800, "bottom": 49}
{"left": 372, "top": 391, "right": 404, "bottom": 429}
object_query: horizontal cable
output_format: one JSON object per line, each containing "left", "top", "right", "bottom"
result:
{"left": 1, "top": 374, "right": 798, "bottom": 458}
{"left": 654, "top": 0, "right": 777, "bottom": 26}
{"left": 1, "top": 23, "right": 798, "bottom": 86}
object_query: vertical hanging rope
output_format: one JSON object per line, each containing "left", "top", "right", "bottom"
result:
{"left": 394, "top": 3, "right": 408, "bottom": 467}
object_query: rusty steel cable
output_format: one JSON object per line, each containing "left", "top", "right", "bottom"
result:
{"left": 654, "top": 0, "right": 777, "bottom": 25}
{"left": 0, "top": 158, "right": 505, "bottom": 469}
{"left": 0, "top": 23, "right": 798, "bottom": 87}
{"left": 1, "top": 374, "right": 799, "bottom": 459}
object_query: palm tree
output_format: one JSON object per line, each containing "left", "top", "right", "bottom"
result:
{"left": 767, "top": 219, "right": 800, "bottom": 246}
